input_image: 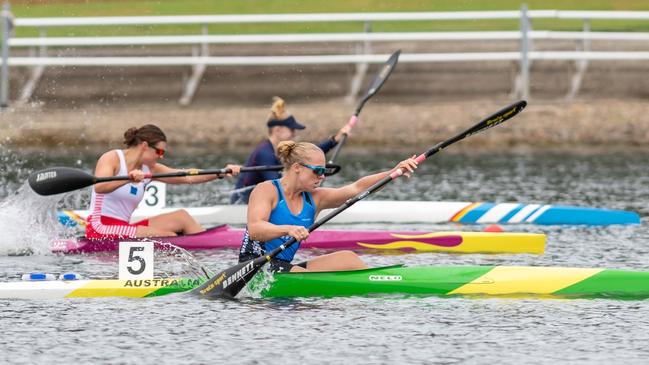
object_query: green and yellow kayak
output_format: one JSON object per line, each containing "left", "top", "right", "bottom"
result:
{"left": 4, "top": 264, "right": 649, "bottom": 300}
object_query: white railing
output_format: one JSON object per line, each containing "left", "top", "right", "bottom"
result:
{"left": 2, "top": 5, "right": 649, "bottom": 107}
{"left": 10, "top": 10, "right": 649, "bottom": 26}
{"left": 8, "top": 30, "right": 649, "bottom": 47}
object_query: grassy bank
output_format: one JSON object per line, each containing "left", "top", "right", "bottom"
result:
{"left": 8, "top": 0, "right": 649, "bottom": 37}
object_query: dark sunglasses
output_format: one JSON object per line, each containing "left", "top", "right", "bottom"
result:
{"left": 149, "top": 145, "right": 166, "bottom": 158}
{"left": 299, "top": 162, "right": 327, "bottom": 176}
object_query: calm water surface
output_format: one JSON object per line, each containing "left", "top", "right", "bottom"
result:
{"left": 1, "top": 147, "right": 648, "bottom": 364}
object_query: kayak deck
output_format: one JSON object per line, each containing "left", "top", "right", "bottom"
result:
{"left": 262, "top": 265, "right": 649, "bottom": 300}
{"left": 51, "top": 225, "right": 546, "bottom": 255}
{"left": 3, "top": 265, "right": 649, "bottom": 300}
{"left": 59, "top": 200, "right": 641, "bottom": 226}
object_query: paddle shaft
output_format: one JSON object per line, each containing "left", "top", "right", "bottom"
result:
{"left": 327, "top": 113, "right": 359, "bottom": 164}
{"left": 92, "top": 165, "right": 283, "bottom": 184}
{"left": 30, "top": 166, "right": 249, "bottom": 196}
{"left": 94, "top": 162, "right": 341, "bottom": 184}
{"left": 328, "top": 50, "right": 400, "bottom": 164}
{"left": 29, "top": 162, "right": 342, "bottom": 196}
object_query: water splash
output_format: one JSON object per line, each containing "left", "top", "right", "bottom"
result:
{"left": 0, "top": 145, "right": 32, "bottom": 198}
{"left": 146, "top": 239, "right": 213, "bottom": 280}
{"left": 0, "top": 183, "right": 73, "bottom": 256}
{"left": 238, "top": 265, "right": 276, "bottom": 299}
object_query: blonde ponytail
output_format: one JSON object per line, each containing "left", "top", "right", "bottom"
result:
{"left": 269, "top": 96, "right": 289, "bottom": 120}
{"left": 277, "top": 141, "right": 322, "bottom": 169}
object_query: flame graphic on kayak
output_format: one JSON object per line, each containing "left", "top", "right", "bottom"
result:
{"left": 357, "top": 233, "right": 463, "bottom": 251}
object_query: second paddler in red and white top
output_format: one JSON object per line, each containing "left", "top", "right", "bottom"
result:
{"left": 86, "top": 124, "right": 241, "bottom": 239}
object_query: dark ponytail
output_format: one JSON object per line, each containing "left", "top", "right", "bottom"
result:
{"left": 123, "top": 124, "right": 167, "bottom": 147}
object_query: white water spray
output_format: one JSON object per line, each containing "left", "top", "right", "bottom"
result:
{"left": 147, "top": 239, "right": 214, "bottom": 280}
{"left": 237, "top": 265, "right": 276, "bottom": 299}
{"left": 0, "top": 183, "right": 75, "bottom": 256}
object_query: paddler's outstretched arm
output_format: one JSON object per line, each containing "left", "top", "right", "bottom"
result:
{"left": 313, "top": 156, "right": 418, "bottom": 211}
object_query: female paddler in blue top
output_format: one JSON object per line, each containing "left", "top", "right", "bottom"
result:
{"left": 239, "top": 140, "right": 418, "bottom": 272}
{"left": 230, "top": 97, "right": 351, "bottom": 204}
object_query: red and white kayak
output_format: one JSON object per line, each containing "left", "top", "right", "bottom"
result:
{"left": 51, "top": 225, "right": 545, "bottom": 255}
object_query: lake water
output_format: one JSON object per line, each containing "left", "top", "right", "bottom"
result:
{"left": 1, "top": 146, "right": 648, "bottom": 364}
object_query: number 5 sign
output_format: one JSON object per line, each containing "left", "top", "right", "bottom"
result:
{"left": 119, "top": 241, "right": 154, "bottom": 280}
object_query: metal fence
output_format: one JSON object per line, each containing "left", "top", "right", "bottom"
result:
{"left": 2, "top": 4, "right": 649, "bottom": 106}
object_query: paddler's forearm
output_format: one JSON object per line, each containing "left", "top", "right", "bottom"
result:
{"left": 349, "top": 170, "right": 392, "bottom": 195}
{"left": 317, "top": 170, "right": 393, "bottom": 209}
{"left": 94, "top": 180, "right": 132, "bottom": 194}
{"left": 158, "top": 174, "right": 222, "bottom": 185}
{"left": 184, "top": 174, "right": 222, "bottom": 184}
{"left": 348, "top": 160, "right": 416, "bottom": 195}
{"left": 248, "top": 221, "right": 295, "bottom": 242}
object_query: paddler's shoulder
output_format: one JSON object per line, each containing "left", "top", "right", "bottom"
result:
{"left": 96, "top": 149, "right": 121, "bottom": 164}
{"left": 249, "top": 180, "right": 280, "bottom": 207}
{"left": 253, "top": 180, "right": 276, "bottom": 194}
{"left": 251, "top": 139, "right": 274, "bottom": 154}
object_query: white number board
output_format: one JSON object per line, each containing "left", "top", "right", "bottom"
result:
{"left": 137, "top": 181, "right": 166, "bottom": 209}
{"left": 119, "top": 241, "right": 154, "bottom": 280}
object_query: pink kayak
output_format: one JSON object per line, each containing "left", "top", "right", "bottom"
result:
{"left": 51, "top": 225, "right": 545, "bottom": 255}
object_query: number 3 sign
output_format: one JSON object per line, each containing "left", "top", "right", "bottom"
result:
{"left": 119, "top": 241, "right": 154, "bottom": 280}
{"left": 137, "top": 181, "right": 166, "bottom": 209}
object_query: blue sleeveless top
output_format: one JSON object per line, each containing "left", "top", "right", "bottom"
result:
{"left": 239, "top": 179, "right": 316, "bottom": 262}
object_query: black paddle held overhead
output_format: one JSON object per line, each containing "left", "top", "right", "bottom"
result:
{"left": 193, "top": 100, "right": 528, "bottom": 300}
{"left": 28, "top": 163, "right": 343, "bottom": 196}
{"left": 328, "top": 50, "right": 401, "bottom": 164}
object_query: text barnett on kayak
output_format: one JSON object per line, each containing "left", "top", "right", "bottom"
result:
{"left": 86, "top": 124, "right": 241, "bottom": 239}
{"left": 230, "top": 97, "right": 351, "bottom": 204}
{"left": 238, "top": 140, "right": 418, "bottom": 272}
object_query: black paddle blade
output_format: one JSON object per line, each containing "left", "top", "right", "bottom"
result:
{"left": 354, "top": 50, "right": 401, "bottom": 115}
{"left": 28, "top": 167, "right": 96, "bottom": 196}
{"left": 367, "top": 49, "right": 400, "bottom": 96}
{"left": 367, "top": 50, "right": 401, "bottom": 95}
{"left": 465, "top": 100, "right": 527, "bottom": 138}
{"left": 191, "top": 257, "right": 266, "bottom": 299}
{"left": 324, "top": 163, "right": 342, "bottom": 176}
{"left": 424, "top": 100, "right": 527, "bottom": 159}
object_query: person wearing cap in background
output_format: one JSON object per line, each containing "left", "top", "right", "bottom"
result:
{"left": 231, "top": 96, "right": 350, "bottom": 204}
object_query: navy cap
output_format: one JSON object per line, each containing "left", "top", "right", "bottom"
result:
{"left": 267, "top": 115, "right": 306, "bottom": 130}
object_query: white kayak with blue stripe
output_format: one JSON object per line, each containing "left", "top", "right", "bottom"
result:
{"left": 58, "top": 200, "right": 640, "bottom": 227}
{"left": 445, "top": 202, "right": 639, "bottom": 225}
